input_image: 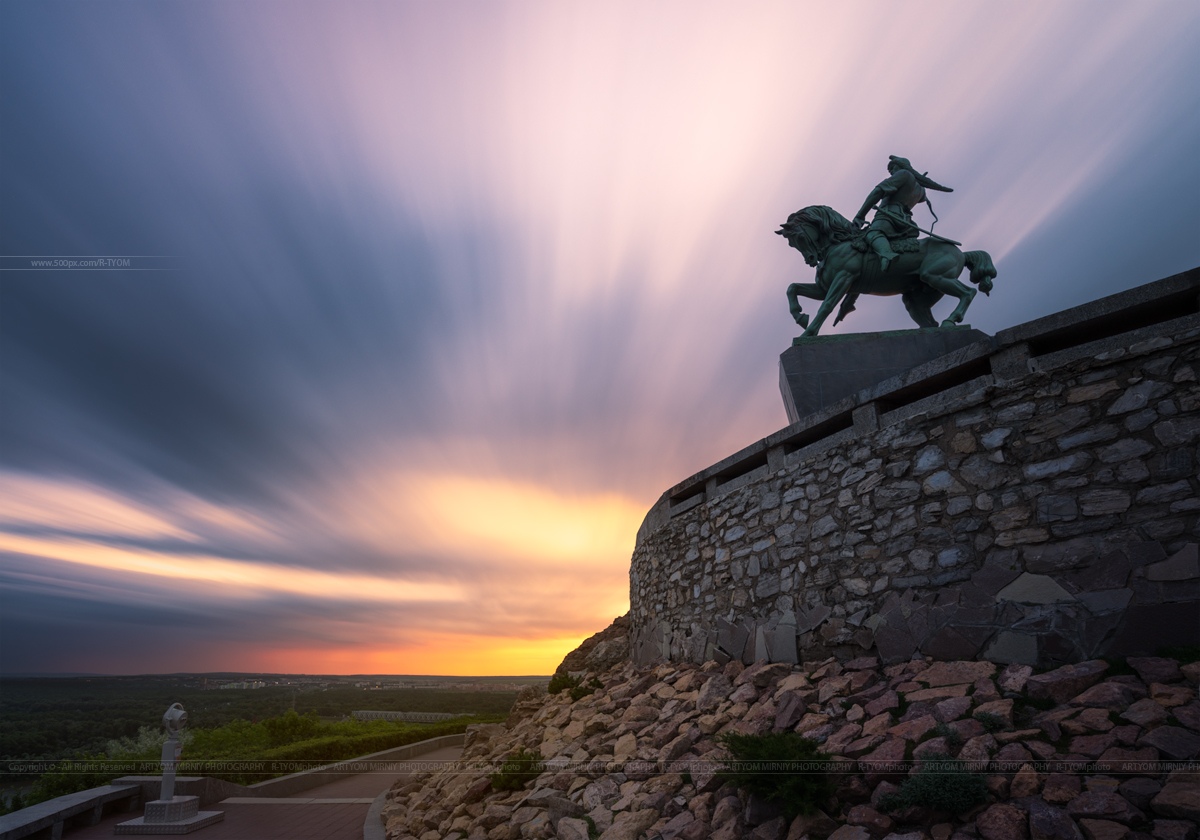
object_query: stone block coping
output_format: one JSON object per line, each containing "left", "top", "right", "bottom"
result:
{"left": 0, "top": 784, "right": 140, "bottom": 840}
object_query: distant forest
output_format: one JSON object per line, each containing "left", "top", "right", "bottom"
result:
{"left": 0, "top": 675, "right": 523, "bottom": 763}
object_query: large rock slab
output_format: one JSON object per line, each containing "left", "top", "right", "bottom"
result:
{"left": 1027, "top": 661, "right": 1109, "bottom": 704}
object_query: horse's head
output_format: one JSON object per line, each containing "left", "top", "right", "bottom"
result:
{"left": 777, "top": 205, "right": 858, "bottom": 267}
{"left": 776, "top": 211, "right": 822, "bottom": 267}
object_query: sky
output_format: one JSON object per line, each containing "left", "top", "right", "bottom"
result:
{"left": 1, "top": 1, "right": 1198, "bottom": 676}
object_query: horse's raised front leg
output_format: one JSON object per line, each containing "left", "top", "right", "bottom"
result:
{"left": 802, "top": 270, "right": 854, "bottom": 337}
{"left": 787, "top": 282, "right": 825, "bottom": 329}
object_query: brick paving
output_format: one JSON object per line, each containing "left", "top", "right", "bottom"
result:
{"left": 284, "top": 745, "right": 464, "bottom": 799}
{"left": 63, "top": 746, "right": 464, "bottom": 840}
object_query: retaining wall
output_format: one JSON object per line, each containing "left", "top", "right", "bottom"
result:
{"left": 113, "top": 733, "right": 467, "bottom": 804}
{"left": 629, "top": 268, "right": 1200, "bottom": 668}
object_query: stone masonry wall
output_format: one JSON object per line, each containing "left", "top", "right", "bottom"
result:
{"left": 630, "top": 269, "right": 1200, "bottom": 669}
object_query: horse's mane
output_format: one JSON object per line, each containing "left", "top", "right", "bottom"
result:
{"left": 797, "top": 205, "right": 859, "bottom": 244}
{"left": 778, "top": 205, "right": 861, "bottom": 256}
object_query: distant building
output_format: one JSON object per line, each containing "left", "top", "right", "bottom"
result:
{"left": 352, "top": 710, "right": 467, "bottom": 723}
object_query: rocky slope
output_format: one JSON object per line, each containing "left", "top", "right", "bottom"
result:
{"left": 382, "top": 630, "right": 1199, "bottom": 840}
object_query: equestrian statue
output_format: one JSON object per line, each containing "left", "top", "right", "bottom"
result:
{"left": 779, "top": 156, "right": 996, "bottom": 337}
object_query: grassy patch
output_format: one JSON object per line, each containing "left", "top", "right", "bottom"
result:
{"left": 715, "top": 731, "right": 835, "bottom": 818}
{"left": 489, "top": 747, "right": 544, "bottom": 791}
{"left": 932, "top": 722, "right": 964, "bottom": 749}
{"left": 878, "top": 753, "right": 988, "bottom": 815}
{"left": 5, "top": 713, "right": 500, "bottom": 806}
{"left": 547, "top": 674, "right": 602, "bottom": 702}
{"left": 973, "top": 711, "right": 1007, "bottom": 733}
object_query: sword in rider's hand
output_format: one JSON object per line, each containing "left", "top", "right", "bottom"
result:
{"left": 860, "top": 206, "right": 962, "bottom": 246}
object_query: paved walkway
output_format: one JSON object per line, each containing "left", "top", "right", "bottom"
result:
{"left": 65, "top": 746, "right": 464, "bottom": 840}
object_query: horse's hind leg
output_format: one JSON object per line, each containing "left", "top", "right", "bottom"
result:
{"left": 902, "top": 287, "right": 940, "bottom": 328}
{"left": 935, "top": 279, "right": 975, "bottom": 326}
{"left": 919, "top": 250, "right": 975, "bottom": 326}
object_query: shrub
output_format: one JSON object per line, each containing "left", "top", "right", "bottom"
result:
{"left": 570, "top": 678, "right": 602, "bottom": 701}
{"left": 878, "top": 754, "right": 988, "bottom": 815}
{"left": 195, "top": 717, "right": 486, "bottom": 785}
{"left": 932, "top": 722, "right": 963, "bottom": 748}
{"left": 263, "top": 710, "right": 321, "bottom": 747}
{"left": 16, "top": 754, "right": 120, "bottom": 808}
{"left": 547, "top": 673, "right": 601, "bottom": 702}
{"left": 973, "top": 712, "right": 1007, "bottom": 733}
{"left": 105, "top": 725, "right": 192, "bottom": 760}
{"left": 715, "top": 731, "right": 835, "bottom": 818}
{"left": 547, "top": 673, "right": 578, "bottom": 695}
{"left": 489, "top": 747, "right": 544, "bottom": 791}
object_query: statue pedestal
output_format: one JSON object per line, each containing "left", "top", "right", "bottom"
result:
{"left": 779, "top": 326, "right": 990, "bottom": 424}
{"left": 115, "top": 796, "right": 224, "bottom": 835}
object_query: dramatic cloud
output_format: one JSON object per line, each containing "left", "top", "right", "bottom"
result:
{"left": 1, "top": 1, "right": 1198, "bottom": 674}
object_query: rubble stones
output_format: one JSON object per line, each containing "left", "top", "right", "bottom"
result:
{"left": 385, "top": 645, "right": 1200, "bottom": 840}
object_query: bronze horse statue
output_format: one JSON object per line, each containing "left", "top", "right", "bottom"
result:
{"left": 779, "top": 205, "right": 996, "bottom": 337}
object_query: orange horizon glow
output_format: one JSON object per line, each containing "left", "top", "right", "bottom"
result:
{"left": 226, "top": 632, "right": 604, "bottom": 677}
{"left": 0, "top": 467, "right": 633, "bottom": 675}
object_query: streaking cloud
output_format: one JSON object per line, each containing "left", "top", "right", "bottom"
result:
{"left": 1, "top": 0, "right": 1197, "bottom": 675}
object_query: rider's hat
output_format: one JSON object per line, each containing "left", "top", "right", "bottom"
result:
{"left": 888, "top": 155, "right": 953, "bottom": 192}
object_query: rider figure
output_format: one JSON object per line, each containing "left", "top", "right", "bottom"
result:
{"left": 853, "top": 155, "right": 952, "bottom": 273}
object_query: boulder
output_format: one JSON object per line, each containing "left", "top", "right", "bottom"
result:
{"left": 1066, "top": 791, "right": 1145, "bottom": 826}
{"left": 1151, "top": 780, "right": 1200, "bottom": 821}
{"left": 597, "top": 808, "right": 659, "bottom": 840}
{"left": 1137, "top": 727, "right": 1200, "bottom": 760}
{"left": 1027, "top": 801, "right": 1084, "bottom": 840}
{"left": 977, "top": 803, "right": 1030, "bottom": 840}
{"left": 1126, "top": 658, "right": 1184, "bottom": 684}
{"left": 1027, "top": 661, "right": 1109, "bottom": 704}
{"left": 1151, "top": 820, "right": 1197, "bottom": 840}
{"left": 1078, "top": 820, "right": 1130, "bottom": 840}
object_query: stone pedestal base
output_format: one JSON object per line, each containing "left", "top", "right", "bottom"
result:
{"left": 779, "top": 326, "right": 990, "bottom": 424}
{"left": 115, "top": 797, "right": 224, "bottom": 835}
{"left": 146, "top": 796, "right": 198, "bottom": 823}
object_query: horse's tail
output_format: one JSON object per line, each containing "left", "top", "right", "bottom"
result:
{"left": 964, "top": 250, "right": 996, "bottom": 295}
